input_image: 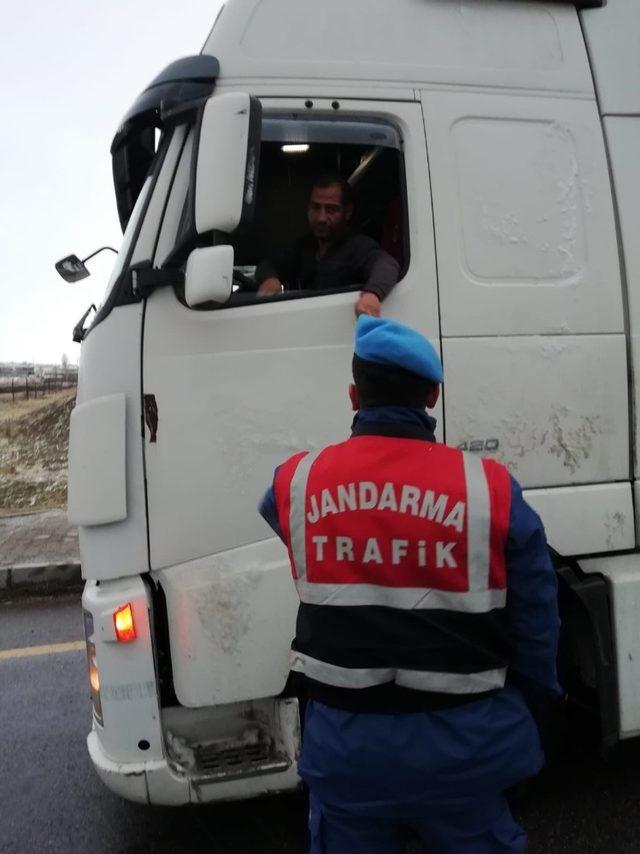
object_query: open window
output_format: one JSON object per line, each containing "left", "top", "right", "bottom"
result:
{"left": 225, "top": 114, "right": 408, "bottom": 307}
{"left": 154, "top": 108, "right": 408, "bottom": 310}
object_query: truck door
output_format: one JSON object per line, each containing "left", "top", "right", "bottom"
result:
{"left": 421, "top": 89, "right": 633, "bottom": 555}
{"left": 141, "top": 96, "right": 440, "bottom": 572}
{"left": 143, "top": 100, "right": 438, "bottom": 569}
{"left": 139, "top": 95, "right": 440, "bottom": 707}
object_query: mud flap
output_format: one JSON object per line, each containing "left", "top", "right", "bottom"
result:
{"left": 553, "top": 549, "right": 619, "bottom": 753}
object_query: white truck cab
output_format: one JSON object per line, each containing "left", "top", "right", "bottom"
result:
{"left": 66, "top": 0, "right": 640, "bottom": 804}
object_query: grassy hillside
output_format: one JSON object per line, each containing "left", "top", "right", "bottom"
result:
{"left": 0, "top": 389, "right": 75, "bottom": 514}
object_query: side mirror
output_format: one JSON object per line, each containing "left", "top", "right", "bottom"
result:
{"left": 184, "top": 246, "right": 233, "bottom": 308}
{"left": 54, "top": 247, "right": 117, "bottom": 282}
{"left": 55, "top": 254, "right": 90, "bottom": 283}
{"left": 194, "top": 93, "right": 261, "bottom": 235}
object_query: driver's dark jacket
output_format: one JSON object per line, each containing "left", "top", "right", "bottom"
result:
{"left": 255, "top": 232, "right": 400, "bottom": 300}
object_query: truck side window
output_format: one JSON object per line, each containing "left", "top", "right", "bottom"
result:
{"left": 228, "top": 116, "right": 408, "bottom": 307}
{"left": 154, "top": 116, "right": 409, "bottom": 309}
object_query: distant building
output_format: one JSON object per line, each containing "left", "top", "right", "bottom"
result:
{"left": 0, "top": 362, "right": 35, "bottom": 377}
{"left": 0, "top": 362, "right": 77, "bottom": 383}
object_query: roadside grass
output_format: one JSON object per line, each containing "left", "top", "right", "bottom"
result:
{"left": 0, "top": 389, "right": 75, "bottom": 514}
{"left": 0, "top": 388, "right": 71, "bottom": 423}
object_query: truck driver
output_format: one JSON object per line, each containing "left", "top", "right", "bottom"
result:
{"left": 255, "top": 174, "right": 400, "bottom": 317}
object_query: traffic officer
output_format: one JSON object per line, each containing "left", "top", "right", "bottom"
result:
{"left": 259, "top": 316, "right": 561, "bottom": 853}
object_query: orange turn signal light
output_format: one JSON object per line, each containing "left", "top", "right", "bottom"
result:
{"left": 113, "top": 603, "right": 136, "bottom": 643}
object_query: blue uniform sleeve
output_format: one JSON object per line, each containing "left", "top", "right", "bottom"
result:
{"left": 505, "top": 476, "right": 562, "bottom": 706}
{"left": 258, "top": 466, "right": 284, "bottom": 542}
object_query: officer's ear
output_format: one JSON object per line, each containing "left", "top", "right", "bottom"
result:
{"left": 348, "top": 383, "right": 360, "bottom": 411}
{"left": 426, "top": 384, "right": 440, "bottom": 410}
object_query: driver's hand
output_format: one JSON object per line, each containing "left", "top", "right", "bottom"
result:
{"left": 355, "top": 291, "right": 381, "bottom": 318}
{"left": 258, "top": 277, "right": 283, "bottom": 297}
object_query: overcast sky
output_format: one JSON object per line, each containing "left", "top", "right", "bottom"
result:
{"left": 0, "top": 0, "right": 222, "bottom": 365}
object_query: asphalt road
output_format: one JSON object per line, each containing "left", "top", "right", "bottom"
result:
{"left": 1, "top": 594, "right": 640, "bottom": 853}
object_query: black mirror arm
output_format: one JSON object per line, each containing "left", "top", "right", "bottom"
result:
{"left": 73, "top": 304, "right": 97, "bottom": 344}
{"left": 81, "top": 246, "right": 118, "bottom": 264}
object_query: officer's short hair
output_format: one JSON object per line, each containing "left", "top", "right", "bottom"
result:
{"left": 311, "top": 174, "right": 354, "bottom": 208}
{"left": 352, "top": 354, "right": 436, "bottom": 409}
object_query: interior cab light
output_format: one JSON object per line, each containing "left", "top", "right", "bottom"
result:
{"left": 113, "top": 603, "right": 136, "bottom": 642}
{"left": 281, "top": 144, "right": 309, "bottom": 154}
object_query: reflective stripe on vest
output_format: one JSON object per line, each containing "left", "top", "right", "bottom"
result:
{"left": 291, "top": 650, "right": 506, "bottom": 694}
{"left": 287, "top": 447, "right": 502, "bottom": 613}
{"left": 289, "top": 449, "right": 322, "bottom": 584}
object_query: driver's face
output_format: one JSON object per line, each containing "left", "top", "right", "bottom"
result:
{"left": 307, "top": 184, "right": 351, "bottom": 242}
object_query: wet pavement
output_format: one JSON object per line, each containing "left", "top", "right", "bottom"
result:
{"left": 0, "top": 510, "right": 79, "bottom": 568}
{"left": 0, "top": 594, "right": 307, "bottom": 854}
{"left": 2, "top": 594, "right": 640, "bottom": 854}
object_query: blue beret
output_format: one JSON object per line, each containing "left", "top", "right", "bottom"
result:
{"left": 354, "top": 316, "right": 443, "bottom": 384}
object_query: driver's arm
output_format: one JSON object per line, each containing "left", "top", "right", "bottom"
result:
{"left": 255, "top": 249, "right": 294, "bottom": 296}
{"left": 257, "top": 277, "right": 283, "bottom": 296}
{"left": 351, "top": 236, "right": 400, "bottom": 316}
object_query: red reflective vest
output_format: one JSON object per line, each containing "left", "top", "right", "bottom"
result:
{"left": 274, "top": 435, "right": 513, "bottom": 712}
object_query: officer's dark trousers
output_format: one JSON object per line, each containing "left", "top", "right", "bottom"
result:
{"left": 299, "top": 694, "right": 543, "bottom": 854}
{"left": 308, "top": 793, "right": 525, "bottom": 853}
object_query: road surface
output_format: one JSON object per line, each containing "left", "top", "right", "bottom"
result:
{"left": 1, "top": 594, "right": 639, "bottom": 853}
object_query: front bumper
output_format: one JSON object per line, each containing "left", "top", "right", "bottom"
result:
{"left": 88, "top": 730, "right": 301, "bottom": 805}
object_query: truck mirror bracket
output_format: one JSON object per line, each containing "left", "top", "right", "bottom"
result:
{"left": 130, "top": 263, "right": 185, "bottom": 298}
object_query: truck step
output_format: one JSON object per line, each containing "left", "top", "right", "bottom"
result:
{"left": 192, "top": 740, "right": 291, "bottom": 782}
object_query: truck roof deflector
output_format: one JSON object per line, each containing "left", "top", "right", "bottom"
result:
{"left": 111, "top": 55, "right": 220, "bottom": 153}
